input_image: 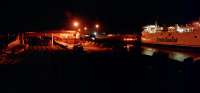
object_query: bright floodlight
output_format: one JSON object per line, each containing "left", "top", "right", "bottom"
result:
{"left": 73, "top": 21, "right": 79, "bottom": 27}
{"left": 95, "top": 24, "right": 99, "bottom": 28}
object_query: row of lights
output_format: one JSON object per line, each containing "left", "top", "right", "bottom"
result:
{"left": 73, "top": 21, "right": 100, "bottom": 32}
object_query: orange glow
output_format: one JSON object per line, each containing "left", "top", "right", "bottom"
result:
{"left": 107, "top": 34, "right": 113, "bottom": 37}
{"left": 123, "top": 38, "right": 135, "bottom": 41}
{"left": 73, "top": 21, "right": 79, "bottom": 27}
{"left": 54, "top": 31, "right": 78, "bottom": 39}
{"left": 84, "top": 27, "right": 88, "bottom": 31}
{"left": 75, "top": 32, "right": 80, "bottom": 39}
{"left": 95, "top": 24, "right": 100, "bottom": 28}
{"left": 78, "top": 28, "right": 81, "bottom": 32}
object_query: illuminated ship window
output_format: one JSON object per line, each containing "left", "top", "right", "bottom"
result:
{"left": 143, "top": 25, "right": 161, "bottom": 33}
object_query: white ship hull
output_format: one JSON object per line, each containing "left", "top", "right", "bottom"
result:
{"left": 141, "top": 30, "right": 200, "bottom": 48}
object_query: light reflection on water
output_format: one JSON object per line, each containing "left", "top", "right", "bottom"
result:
{"left": 168, "top": 52, "right": 190, "bottom": 62}
{"left": 142, "top": 47, "right": 191, "bottom": 62}
{"left": 124, "top": 44, "right": 134, "bottom": 52}
{"left": 142, "top": 47, "right": 157, "bottom": 56}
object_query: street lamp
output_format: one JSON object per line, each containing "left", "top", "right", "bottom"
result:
{"left": 84, "top": 27, "right": 88, "bottom": 31}
{"left": 73, "top": 21, "right": 79, "bottom": 28}
{"left": 73, "top": 21, "right": 80, "bottom": 45}
{"left": 95, "top": 24, "right": 100, "bottom": 37}
{"left": 95, "top": 24, "right": 100, "bottom": 32}
{"left": 95, "top": 24, "right": 99, "bottom": 29}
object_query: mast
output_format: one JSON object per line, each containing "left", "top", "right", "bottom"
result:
{"left": 155, "top": 20, "right": 158, "bottom": 27}
{"left": 154, "top": 16, "right": 159, "bottom": 31}
{"left": 155, "top": 16, "right": 158, "bottom": 27}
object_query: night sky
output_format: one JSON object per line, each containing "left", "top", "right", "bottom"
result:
{"left": 0, "top": 0, "right": 199, "bottom": 33}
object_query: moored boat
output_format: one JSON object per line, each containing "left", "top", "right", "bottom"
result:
{"left": 141, "top": 21, "right": 200, "bottom": 48}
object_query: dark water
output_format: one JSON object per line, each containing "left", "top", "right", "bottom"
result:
{"left": 1, "top": 37, "right": 200, "bottom": 93}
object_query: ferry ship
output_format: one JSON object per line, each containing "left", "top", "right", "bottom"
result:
{"left": 141, "top": 21, "right": 200, "bottom": 48}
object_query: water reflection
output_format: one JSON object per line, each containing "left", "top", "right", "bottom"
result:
{"left": 141, "top": 46, "right": 192, "bottom": 62}
{"left": 169, "top": 52, "right": 190, "bottom": 62}
{"left": 142, "top": 47, "right": 157, "bottom": 56}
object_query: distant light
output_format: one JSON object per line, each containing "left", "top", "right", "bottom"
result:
{"left": 123, "top": 38, "right": 135, "bottom": 41}
{"left": 168, "top": 26, "right": 175, "bottom": 30}
{"left": 143, "top": 25, "right": 157, "bottom": 33}
{"left": 84, "top": 27, "right": 88, "bottom": 31}
{"left": 78, "top": 28, "right": 81, "bottom": 32}
{"left": 141, "top": 37, "right": 150, "bottom": 41}
{"left": 177, "top": 26, "right": 184, "bottom": 33}
{"left": 144, "top": 25, "right": 156, "bottom": 28}
{"left": 73, "top": 21, "right": 79, "bottom": 27}
{"left": 93, "top": 32, "right": 97, "bottom": 36}
{"left": 91, "top": 37, "right": 95, "bottom": 40}
{"left": 95, "top": 24, "right": 100, "bottom": 28}
{"left": 107, "top": 34, "right": 113, "bottom": 37}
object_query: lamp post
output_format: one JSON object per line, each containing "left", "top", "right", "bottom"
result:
{"left": 95, "top": 24, "right": 100, "bottom": 32}
{"left": 94, "top": 24, "right": 100, "bottom": 37}
{"left": 73, "top": 21, "right": 80, "bottom": 45}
